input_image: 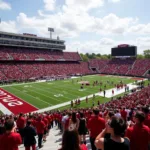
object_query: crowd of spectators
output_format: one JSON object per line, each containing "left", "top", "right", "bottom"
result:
{"left": 1, "top": 46, "right": 150, "bottom": 82}
{"left": 0, "top": 47, "right": 81, "bottom": 61}
{"left": 0, "top": 62, "right": 92, "bottom": 81}
{"left": 127, "top": 59, "right": 150, "bottom": 76}
{"left": 0, "top": 84, "right": 150, "bottom": 150}
{"left": 89, "top": 58, "right": 150, "bottom": 77}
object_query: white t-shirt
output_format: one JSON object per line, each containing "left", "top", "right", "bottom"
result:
{"left": 62, "top": 115, "right": 68, "bottom": 124}
{"left": 115, "top": 113, "right": 121, "bottom": 118}
{"left": 125, "top": 109, "right": 130, "bottom": 117}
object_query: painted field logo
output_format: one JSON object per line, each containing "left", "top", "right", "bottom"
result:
{"left": 54, "top": 94, "right": 63, "bottom": 97}
{"left": 24, "top": 85, "right": 32, "bottom": 88}
{"left": 79, "top": 89, "right": 86, "bottom": 91}
{"left": 0, "top": 90, "right": 23, "bottom": 107}
{"left": 0, "top": 88, "right": 38, "bottom": 114}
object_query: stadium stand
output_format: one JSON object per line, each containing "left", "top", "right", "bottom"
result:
{"left": 0, "top": 47, "right": 81, "bottom": 61}
{"left": 127, "top": 59, "right": 150, "bottom": 76}
{"left": 0, "top": 61, "right": 91, "bottom": 81}
{"left": 89, "top": 58, "right": 150, "bottom": 77}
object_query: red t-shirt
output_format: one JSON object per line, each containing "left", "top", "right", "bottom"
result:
{"left": 36, "top": 120, "right": 45, "bottom": 134}
{"left": 0, "top": 132, "right": 22, "bottom": 150}
{"left": 65, "top": 117, "right": 72, "bottom": 130}
{"left": 46, "top": 115, "right": 52, "bottom": 124}
{"left": 120, "top": 110, "right": 127, "bottom": 120}
{"left": 87, "top": 115, "right": 105, "bottom": 138}
{"left": 17, "top": 117, "right": 26, "bottom": 129}
{"left": 31, "top": 119, "right": 37, "bottom": 128}
{"left": 80, "top": 144, "right": 88, "bottom": 150}
{"left": 43, "top": 117, "right": 48, "bottom": 127}
{"left": 126, "top": 124, "right": 150, "bottom": 150}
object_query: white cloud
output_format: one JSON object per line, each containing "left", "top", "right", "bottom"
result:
{"left": 0, "top": 0, "right": 11, "bottom": 10}
{"left": 90, "top": 13, "right": 137, "bottom": 35}
{"left": 136, "top": 37, "right": 150, "bottom": 53}
{"left": 43, "top": 0, "right": 56, "bottom": 11}
{"left": 128, "top": 23, "right": 150, "bottom": 34}
{"left": 65, "top": 0, "right": 104, "bottom": 12}
{"left": 0, "top": 21, "right": 17, "bottom": 33}
{"left": 109, "top": 0, "right": 120, "bottom": 3}
{"left": 66, "top": 38, "right": 115, "bottom": 54}
{"left": 66, "top": 37, "right": 150, "bottom": 54}
{"left": 15, "top": 10, "right": 137, "bottom": 39}
{"left": 0, "top": 0, "right": 150, "bottom": 55}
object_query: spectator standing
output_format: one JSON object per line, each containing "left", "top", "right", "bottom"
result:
{"left": 142, "top": 106, "right": 150, "bottom": 128}
{"left": 68, "top": 112, "right": 79, "bottom": 131}
{"left": 0, "top": 119, "right": 22, "bottom": 150}
{"left": 59, "top": 129, "right": 88, "bottom": 150}
{"left": 0, "top": 118, "right": 5, "bottom": 135}
{"left": 95, "top": 117, "right": 130, "bottom": 150}
{"left": 126, "top": 111, "right": 150, "bottom": 150}
{"left": 87, "top": 107, "right": 105, "bottom": 150}
{"left": 120, "top": 108, "right": 127, "bottom": 121}
{"left": 17, "top": 113, "right": 26, "bottom": 143}
{"left": 36, "top": 116, "right": 45, "bottom": 148}
{"left": 78, "top": 112, "right": 87, "bottom": 144}
{"left": 103, "top": 90, "right": 106, "bottom": 97}
{"left": 23, "top": 120, "right": 37, "bottom": 150}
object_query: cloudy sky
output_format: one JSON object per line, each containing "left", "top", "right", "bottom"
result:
{"left": 0, "top": 0, "right": 150, "bottom": 54}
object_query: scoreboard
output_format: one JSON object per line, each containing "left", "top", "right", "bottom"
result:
{"left": 111, "top": 44, "right": 137, "bottom": 57}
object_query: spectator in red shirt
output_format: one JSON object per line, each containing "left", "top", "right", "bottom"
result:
{"left": 42, "top": 115, "right": 48, "bottom": 141}
{"left": 126, "top": 111, "right": 150, "bottom": 150}
{"left": 142, "top": 106, "right": 150, "bottom": 128}
{"left": 0, "top": 119, "right": 22, "bottom": 150}
{"left": 36, "top": 116, "right": 45, "bottom": 149}
{"left": 17, "top": 113, "right": 26, "bottom": 142}
{"left": 58, "top": 129, "right": 88, "bottom": 150}
{"left": 120, "top": 108, "right": 127, "bottom": 121}
{"left": 87, "top": 107, "right": 105, "bottom": 150}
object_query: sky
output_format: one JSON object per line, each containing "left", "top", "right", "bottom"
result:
{"left": 0, "top": 0, "right": 150, "bottom": 54}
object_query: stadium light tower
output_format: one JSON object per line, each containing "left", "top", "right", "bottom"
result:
{"left": 48, "top": 27, "right": 54, "bottom": 39}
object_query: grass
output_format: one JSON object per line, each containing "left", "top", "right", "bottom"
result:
{"left": 58, "top": 92, "right": 128, "bottom": 110}
{"left": 0, "top": 75, "right": 135, "bottom": 110}
{"left": 0, "top": 110, "right": 3, "bottom": 115}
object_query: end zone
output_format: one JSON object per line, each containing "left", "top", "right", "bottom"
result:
{"left": 0, "top": 88, "right": 38, "bottom": 115}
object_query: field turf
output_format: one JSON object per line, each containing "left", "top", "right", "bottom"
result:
{"left": 0, "top": 75, "right": 135, "bottom": 110}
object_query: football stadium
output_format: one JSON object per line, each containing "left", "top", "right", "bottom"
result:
{"left": 0, "top": 31, "right": 148, "bottom": 115}
{"left": 0, "top": 1, "right": 150, "bottom": 150}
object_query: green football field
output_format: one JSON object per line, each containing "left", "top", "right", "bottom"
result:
{"left": 0, "top": 75, "right": 135, "bottom": 110}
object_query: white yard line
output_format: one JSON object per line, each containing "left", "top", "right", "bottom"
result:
{"left": 0, "top": 75, "right": 147, "bottom": 114}
{"left": 35, "top": 80, "right": 147, "bottom": 113}
{"left": 0, "top": 103, "right": 12, "bottom": 115}
{"left": 0, "top": 75, "right": 97, "bottom": 88}
{"left": 10, "top": 87, "right": 52, "bottom": 106}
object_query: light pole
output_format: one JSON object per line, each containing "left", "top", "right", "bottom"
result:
{"left": 48, "top": 27, "right": 54, "bottom": 39}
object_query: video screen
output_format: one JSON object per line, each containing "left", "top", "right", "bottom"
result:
{"left": 111, "top": 46, "right": 137, "bottom": 56}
